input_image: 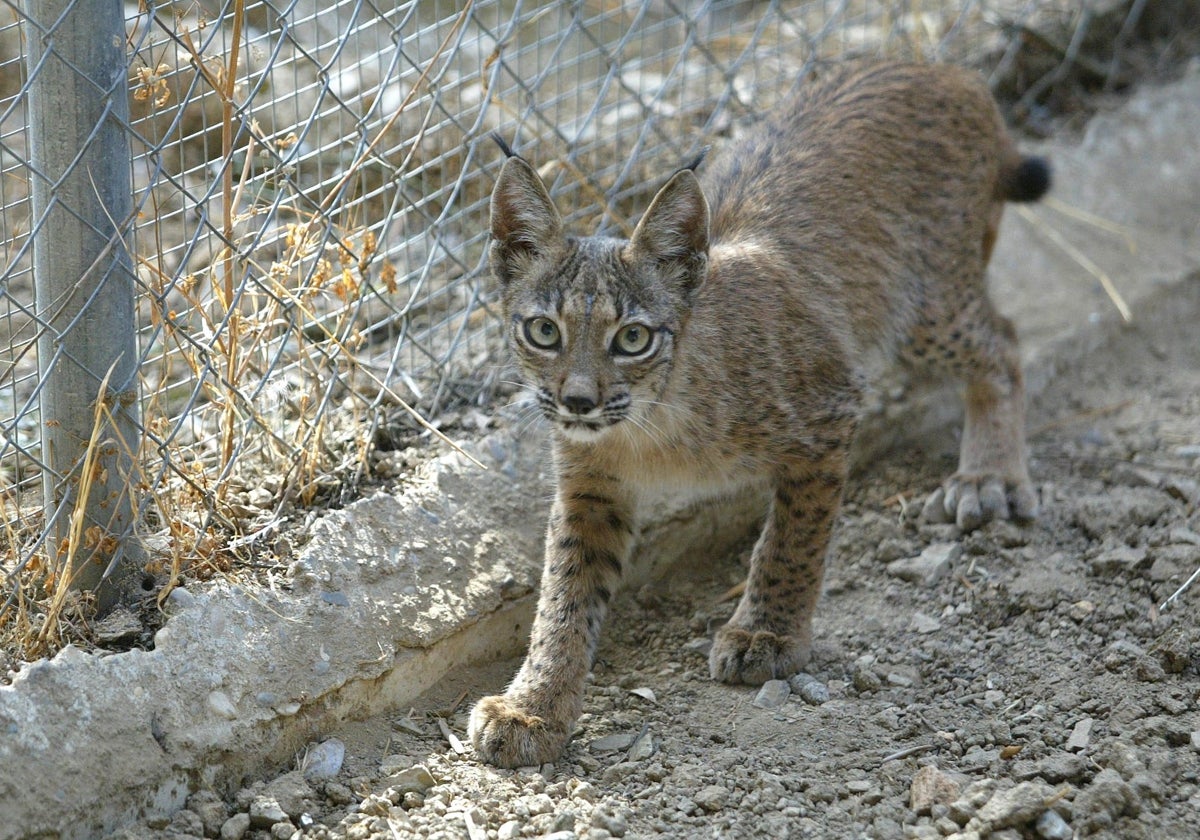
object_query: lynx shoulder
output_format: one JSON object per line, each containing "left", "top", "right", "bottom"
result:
{"left": 469, "top": 61, "right": 1049, "bottom": 768}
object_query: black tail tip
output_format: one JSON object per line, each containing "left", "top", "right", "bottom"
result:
{"left": 1009, "top": 156, "right": 1051, "bottom": 203}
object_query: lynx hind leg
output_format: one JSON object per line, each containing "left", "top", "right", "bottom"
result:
{"left": 905, "top": 296, "right": 1037, "bottom": 531}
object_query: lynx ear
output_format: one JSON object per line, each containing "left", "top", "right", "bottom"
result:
{"left": 489, "top": 156, "right": 564, "bottom": 286}
{"left": 627, "top": 169, "right": 709, "bottom": 292}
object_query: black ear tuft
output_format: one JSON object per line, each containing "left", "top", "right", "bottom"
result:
{"left": 679, "top": 146, "right": 710, "bottom": 175}
{"left": 490, "top": 132, "right": 518, "bottom": 160}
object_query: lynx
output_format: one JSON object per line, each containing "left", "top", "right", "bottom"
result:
{"left": 469, "top": 62, "right": 1049, "bottom": 768}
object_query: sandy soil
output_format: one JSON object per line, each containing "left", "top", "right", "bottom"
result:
{"left": 116, "top": 267, "right": 1200, "bottom": 840}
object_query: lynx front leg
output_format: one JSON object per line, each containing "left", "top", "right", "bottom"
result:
{"left": 710, "top": 446, "right": 850, "bottom": 685}
{"left": 469, "top": 476, "right": 632, "bottom": 768}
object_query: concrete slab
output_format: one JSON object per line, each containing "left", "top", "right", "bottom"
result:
{"left": 2, "top": 65, "right": 1199, "bottom": 839}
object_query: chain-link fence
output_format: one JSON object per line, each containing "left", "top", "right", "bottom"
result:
{"left": 0, "top": 0, "right": 1185, "bottom": 654}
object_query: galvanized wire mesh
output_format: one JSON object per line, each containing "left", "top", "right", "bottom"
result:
{"left": 0, "top": 0, "right": 1173, "bottom": 646}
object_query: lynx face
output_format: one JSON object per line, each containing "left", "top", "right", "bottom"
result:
{"left": 490, "top": 157, "right": 709, "bottom": 443}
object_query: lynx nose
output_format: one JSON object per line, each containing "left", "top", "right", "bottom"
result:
{"left": 560, "top": 376, "right": 599, "bottom": 415}
{"left": 561, "top": 393, "right": 597, "bottom": 415}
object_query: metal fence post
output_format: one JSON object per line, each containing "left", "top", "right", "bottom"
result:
{"left": 23, "top": 0, "right": 142, "bottom": 610}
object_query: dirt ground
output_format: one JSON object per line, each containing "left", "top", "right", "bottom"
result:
{"left": 116, "top": 262, "right": 1200, "bottom": 840}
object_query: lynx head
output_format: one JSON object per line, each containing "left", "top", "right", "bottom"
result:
{"left": 489, "top": 150, "right": 709, "bottom": 442}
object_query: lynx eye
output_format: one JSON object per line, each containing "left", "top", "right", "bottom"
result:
{"left": 613, "top": 323, "right": 654, "bottom": 356}
{"left": 523, "top": 316, "right": 561, "bottom": 350}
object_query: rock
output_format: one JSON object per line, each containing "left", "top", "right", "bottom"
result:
{"left": 1074, "top": 768, "right": 1140, "bottom": 830}
{"left": 269, "top": 821, "right": 296, "bottom": 839}
{"left": 497, "top": 820, "right": 522, "bottom": 840}
{"left": 1030, "top": 752, "right": 1087, "bottom": 783}
{"left": 1066, "top": 717, "right": 1094, "bottom": 752}
{"left": 168, "top": 808, "right": 205, "bottom": 837}
{"left": 258, "top": 772, "right": 314, "bottom": 820}
{"left": 887, "top": 542, "right": 960, "bottom": 585}
{"left": 589, "top": 733, "right": 637, "bottom": 753}
{"left": 752, "top": 679, "right": 791, "bottom": 709}
{"left": 1035, "top": 809, "right": 1072, "bottom": 840}
{"left": 948, "top": 779, "right": 999, "bottom": 824}
{"left": 527, "top": 793, "right": 555, "bottom": 816}
{"left": 248, "top": 795, "right": 289, "bottom": 828}
{"left": 591, "top": 806, "right": 628, "bottom": 837}
{"left": 220, "top": 812, "right": 251, "bottom": 840}
{"left": 694, "top": 784, "right": 729, "bottom": 812}
{"left": 968, "top": 780, "right": 1056, "bottom": 831}
{"left": 1073, "top": 489, "right": 1175, "bottom": 539}
{"left": 1089, "top": 546, "right": 1148, "bottom": 577}
{"left": 852, "top": 665, "right": 882, "bottom": 693}
{"left": 94, "top": 607, "right": 143, "bottom": 645}
{"left": 627, "top": 729, "right": 656, "bottom": 761}
{"left": 910, "top": 765, "right": 962, "bottom": 815}
{"left": 302, "top": 738, "right": 345, "bottom": 781}
{"left": 187, "top": 790, "right": 228, "bottom": 837}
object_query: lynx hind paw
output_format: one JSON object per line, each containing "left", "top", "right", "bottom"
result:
{"left": 468, "top": 694, "right": 571, "bottom": 769}
{"left": 709, "top": 625, "right": 810, "bottom": 685}
{"left": 922, "top": 472, "right": 1038, "bottom": 531}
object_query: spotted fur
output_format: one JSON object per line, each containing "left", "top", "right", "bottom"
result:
{"left": 469, "top": 62, "right": 1048, "bottom": 768}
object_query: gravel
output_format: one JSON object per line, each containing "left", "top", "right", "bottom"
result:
{"left": 111, "top": 255, "right": 1200, "bottom": 840}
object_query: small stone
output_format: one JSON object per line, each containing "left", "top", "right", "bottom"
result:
{"left": 1191, "top": 731, "right": 1200, "bottom": 752}
{"left": 207, "top": 691, "right": 238, "bottom": 720}
{"left": 846, "top": 779, "right": 872, "bottom": 793}
{"left": 249, "top": 487, "right": 274, "bottom": 508}
{"left": 1035, "top": 809, "right": 1072, "bottom": 840}
{"left": 797, "top": 680, "right": 829, "bottom": 706}
{"left": 910, "top": 764, "right": 962, "bottom": 815}
{"left": 694, "top": 784, "right": 729, "bottom": 812}
{"left": 1068, "top": 600, "right": 1096, "bottom": 621}
{"left": 683, "top": 637, "right": 712, "bottom": 657}
{"left": 752, "top": 679, "right": 791, "bottom": 709}
{"left": 910, "top": 612, "right": 942, "bottom": 634}
{"left": 393, "top": 716, "right": 424, "bottom": 736}
{"left": 220, "top": 812, "right": 251, "bottom": 840}
{"left": 497, "top": 820, "right": 522, "bottom": 840}
{"left": 541, "top": 832, "right": 575, "bottom": 840}
{"left": 269, "top": 821, "right": 296, "bottom": 840}
{"left": 302, "top": 738, "right": 345, "bottom": 781}
{"left": 1066, "top": 718, "right": 1094, "bottom": 752}
{"left": 887, "top": 542, "right": 960, "bottom": 585}
{"left": 387, "top": 764, "right": 436, "bottom": 795}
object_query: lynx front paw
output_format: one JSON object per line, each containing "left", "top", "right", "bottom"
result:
{"left": 468, "top": 694, "right": 571, "bottom": 769}
{"left": 922, "top": 472, "right": 1038, "bottom": 531}
{"left": 709, "top": 625, "right": 810, "bottom": 685}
